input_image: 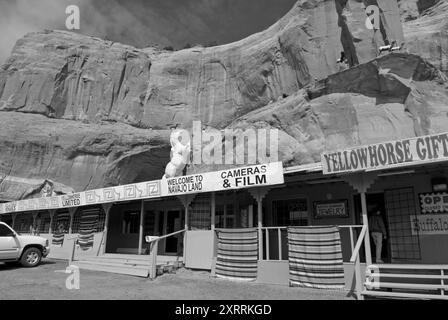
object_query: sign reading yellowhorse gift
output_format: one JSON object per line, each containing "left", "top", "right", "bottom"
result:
{"left": 161, "top": 162, "right": 284, "bottom": 196}
{"left": 321, "top": 132, "right": 448, "bottom": 175}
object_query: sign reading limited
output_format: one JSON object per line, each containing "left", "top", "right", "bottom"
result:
{"left": 161, "top": 162, "right": 284, "bottom": 196}
{"left": 322, "top": 132, "right": 448, "bottom": 174}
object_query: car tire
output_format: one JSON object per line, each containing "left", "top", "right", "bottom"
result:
{"left": 20, "top": 247, "right": 42, "bottom": 268}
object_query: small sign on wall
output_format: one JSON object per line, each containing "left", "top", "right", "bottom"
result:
{"left": 411, "top": 214, "right": 448, "bottom": 235}
{"left": 420, "top": 193, "right": 448, "bottom": 214}
{"left": 314, "top": 200, "right": 349, "bottom": 219}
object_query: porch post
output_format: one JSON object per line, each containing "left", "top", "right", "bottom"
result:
{"left": 248, "top": 187, "right": 270, "bottom": 260}
{"left": 257, "top": 198, "right": 263, "bottom": 259}
{"left": 101, "top": 203, "right": 113, "bottom": 255}
{"left": 11, "top": 213, "right": 16, "bottom": 229}
{"left": 49, "top": 210, "right": 56, "bottom": 235}
{"left": 177, "top": 194, "right": 196, "bottom": 264}
{"left": 211, "top": 192, "right": 216, "bottom": 231}
{"left": 138, "top": 200, "right": 145, "bottom": 255}
{"left": 68, "top": 208, "right": 76, "bottom": 234}
{"left": 360, "top": 191, "right": 372, "bottom": 266}
{"left": 343, "top": 173, "right": 376, "bottom": 266}
{"left": 32, "top": 212, "right": 38, "bottom": 235}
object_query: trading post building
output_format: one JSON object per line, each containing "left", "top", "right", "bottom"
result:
{"left": 1, "top": 131, "right": 448, "bottom": 299}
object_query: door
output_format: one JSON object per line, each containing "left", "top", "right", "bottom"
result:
{"left": 164, "top": 210, "right": 182, "bottom": 255}
{"left": 354, "top": 193, "right": 391, "bottom": 263}
{"left": 0, "top": 224, "right": 20, "bottom": 260}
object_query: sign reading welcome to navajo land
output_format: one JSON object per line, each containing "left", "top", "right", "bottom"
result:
{"left": 321, "top": 132, "right": 448, "bottom": 175}
{"left": 420, "top": 193, "right": 448, "bottom": 214}
{"left": 161, "top": 162, "right": 284, "bottom": 196}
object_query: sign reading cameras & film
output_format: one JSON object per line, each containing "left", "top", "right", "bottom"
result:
{"left": 161, "top": 162, "right": 284, "bottom": 196}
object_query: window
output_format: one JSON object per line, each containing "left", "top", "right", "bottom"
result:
{"left": 122, "top": 211, "right": 140, "bottom": 234}
{"left": 15, "top": 213, "right": 34, "bottom": 234}
{"left": 0, "top": 224, "right": 13, "bottom": 237}
{"left": 273, "top": 198, "right": 308, "bottom": 226}
{"left": 216, "top": 204, "right": 236, "bottom": 228}
{"left": 52, "top": 210, "right": 70, "bottom": 234}
{"left": 385, "top": 188, "right": 421, "bottom": 261}
{"left": 36, "top": 211, "right": 51, "bottom": 234}
{"left": 144, "top": 211, "right": 156, "bottom": 236}
{"left": 190, "top": 194, "right": 211, "bottom": 230}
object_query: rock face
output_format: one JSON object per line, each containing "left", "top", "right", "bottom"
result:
{"left": 0, "top": 0, "right": 447, "bottom": 200}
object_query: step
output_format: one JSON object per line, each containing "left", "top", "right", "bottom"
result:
{"left": 362, "top": 290, "right": 448, "bottom": 300}
{"left": 72, "top": 261, "right": 149, "bottom": 277}
{"left": 100, "top": 254, "right": 183, "bottom": 263}
{"left": 76, "top": 259, "right": 151, "bottom": 269}
{"left": 80, "top": 256, "right": 152, "bottom": 266}
{"left": 77, "top": 257, "right": 180, "bottom": 270}
{"left": 81, "top": 256, "right": 183, "bottom": 268}
{"left": 73, "top": 257, "right": 183, "bottom": 278}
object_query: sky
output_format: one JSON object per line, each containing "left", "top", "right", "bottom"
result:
{"left": 0, "top": 0, "right": 297, "bottom": 64}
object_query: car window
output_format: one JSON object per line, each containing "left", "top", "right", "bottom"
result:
{"left": 0, "top": 224, "right": 13, "bottom": 237}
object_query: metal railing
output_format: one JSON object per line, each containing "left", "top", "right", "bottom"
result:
{"left": 67, "top": 236, "right": 79, "bottom": 265}
{"left": 260, "top": 227, "right": 287, "bottom": 260}
{"left": 349, "top": 224, "right": 368, "bottom": 300}
{"left": 260, "top": 225, "right": 363, "bottom": 261}
{"left": 146, "top": 228, "right": 186, "bottom": 279}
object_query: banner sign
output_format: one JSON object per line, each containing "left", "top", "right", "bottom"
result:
{"left": 411, "top": 214, "right": 448, "bottom": 235}
{"left": 0, "top": 162, "right": 284, "bottom": 214}
{"left": 314, "top": 200, "right": 349, "bottom": 218}
{"left": 420, "top": 193, "right": 448, "bottom": 214}
{"left": 161, "top": 162, "right": 284, "bottom": 196}
{"left": 321, "top": 132, "right": 448, "bottom": 175}
{"left": 0, "top": 180, "right": 162, "bottom": 214}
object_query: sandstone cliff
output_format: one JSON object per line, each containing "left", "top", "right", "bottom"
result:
{"left": 0, "top": 0, "right": 447, "bottom": 200}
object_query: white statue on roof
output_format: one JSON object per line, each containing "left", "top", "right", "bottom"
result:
{"left": 163, "top": 129, "right": 191, "bottom": 178}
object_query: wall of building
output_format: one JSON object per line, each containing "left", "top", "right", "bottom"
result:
{"left": 264, "top": 181, "right": 358, "bottom": 262}
{"left": 106, "top": 202, "right": 141, "bottom": 254}
{"left": 369, "top": 168, "right": 448, "bottom": 264}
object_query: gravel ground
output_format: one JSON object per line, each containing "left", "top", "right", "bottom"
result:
{"left": 0, "top": 259, "right": 353, "bottom": 300}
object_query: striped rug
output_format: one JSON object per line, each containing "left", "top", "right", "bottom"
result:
{"left": 78, "top": 208, "right": 100, "bottom": 251}
{"left": 215, "top": 228, "right": 258, "bottom": 281}
{"left": 52, "top": 210, "right": 70, "bottom": 246}
{"left": 288, "top": 226, "right": 345, "bottom": 289}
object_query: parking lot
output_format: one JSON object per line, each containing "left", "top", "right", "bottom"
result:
{"left": 0, "top": 259, "right": 353, "bottom": 300}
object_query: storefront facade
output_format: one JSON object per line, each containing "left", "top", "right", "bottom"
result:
{"left": 1, "top": 133, "right": 448, "bottom": 290}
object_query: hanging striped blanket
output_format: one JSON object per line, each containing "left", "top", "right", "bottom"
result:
{"left": 78, "top": 208, "right": 100, "bottom": 251}
{"left": 52, "top": 210, "right": 70, "bottom": 246}
{"left": 215, "top": 228, "right": 258, "bottom": 281}
{"left": 288, "top": 226, "right": 345, "bottom": 289}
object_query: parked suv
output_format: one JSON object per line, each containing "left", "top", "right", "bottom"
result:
{"left": 0, "top": 222, "right": 50, "bottom": 267}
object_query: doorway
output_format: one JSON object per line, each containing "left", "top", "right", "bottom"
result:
{"left": 354, "top": 193, "right": 391, "bottom": 263}
{"left": 163, "top": 210, "right": 182, "bottom": 254}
